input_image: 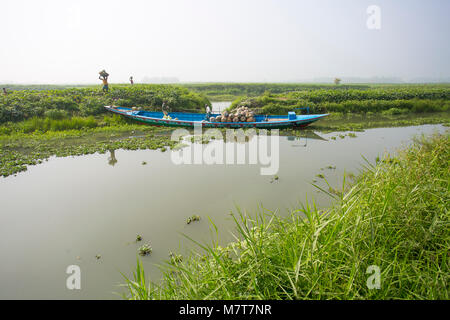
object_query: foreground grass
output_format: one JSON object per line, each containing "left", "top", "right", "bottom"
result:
{"left": 123, "top": 133, "right": 449, "bottom": 299}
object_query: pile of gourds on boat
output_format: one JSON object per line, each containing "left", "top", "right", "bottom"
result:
{"left": 210, "top": 106, "right": 255, "bottom": 123}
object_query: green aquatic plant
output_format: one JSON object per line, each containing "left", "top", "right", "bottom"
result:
{"left": 136, "top": 235, "right": 142, "bottom": 242}
{"left": 138, "top": 244, "right": 152, "bottom": 256}
{"left": 270, "top": 175, "right": 279, "bottom": 183}
{"left": 187, "top": 215, "right": 201, "bottom": 224}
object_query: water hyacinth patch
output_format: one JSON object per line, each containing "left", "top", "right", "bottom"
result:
{"left": 138, "top": 244, "right": 152, "bottom": 256}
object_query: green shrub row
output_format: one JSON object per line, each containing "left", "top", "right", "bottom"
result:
{"left": 0, "top": 85, "right": 210, "bottom": 124}
{"left": 231, "top": 95, "right": 450, "bottom": 115}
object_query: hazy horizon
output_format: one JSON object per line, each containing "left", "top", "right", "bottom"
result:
{"left": 1, "top": 0, "right": 449, "bottom": 84}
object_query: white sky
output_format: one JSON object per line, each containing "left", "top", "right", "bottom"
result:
{"left": 0, "top": 0, "right": 449, "bottom": 83}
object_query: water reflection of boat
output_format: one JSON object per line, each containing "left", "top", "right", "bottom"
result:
{"left": 105, "top": 106, "right": 328, "bottom": 129}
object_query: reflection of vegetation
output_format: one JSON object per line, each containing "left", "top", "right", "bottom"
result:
{"left": 123, "top": 133, "right": 449, "bottom": 299}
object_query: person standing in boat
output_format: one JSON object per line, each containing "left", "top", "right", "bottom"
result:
{"left": 205, "top": 104, "right": 211, "bottom": 121}
{"left": 129, "top": 76, "right": 134, "bottom": 85}
{"left": 99, "top": 73, "right": 109, "bottom": 93}
{"left": 162, "top": 101, "right": 170, "bottom": 118}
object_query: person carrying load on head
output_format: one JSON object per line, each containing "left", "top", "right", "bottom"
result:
{"left": 99, "top": 70, "right": 109, "bottom": 93}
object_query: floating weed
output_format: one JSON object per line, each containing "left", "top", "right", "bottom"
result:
{"left": 136, "top": 235, "right": 142, "bottom": 242}
{"left": 316, "top": 173, "right": 325, "bottom": 179}
{"left": 187, "top": 215, "right": 201, "bottom": 224}
{"left": 348, "top": 132, "right": 357, "bottom": 138}
{"left": 138, "top": 244, "right": 152, "bottom": 256}
{"left": 172, "top": 142, "right": 188, "bottom": 150}
{"left": 95, "top": 255, "right": 101, "bottom": 260}
{"left": 141, "top": 161, "right": 147, "bottom": 165}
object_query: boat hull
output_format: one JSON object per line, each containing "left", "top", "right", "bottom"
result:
{"left": 104, "top": 106, "right": 328, "bottom": 129}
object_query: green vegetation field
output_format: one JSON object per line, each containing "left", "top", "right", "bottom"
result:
{"left": 228, "top": 85, "right": 450, "bottom": 116}
{"left": 182, "top": 83, "right": 372, "bottom": 101}
{"left": 124, "top": 133, "right": 449, "bottom": 300}
{"left": 182, "top": 82, "right": 450, "bottom": 102}
{"left": 0, "top": 84, "right": 209, "bottom": 125}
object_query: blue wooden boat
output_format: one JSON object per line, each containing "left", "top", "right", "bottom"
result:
{"left": 104, "top": 106, "right": 328, "bottom": 129}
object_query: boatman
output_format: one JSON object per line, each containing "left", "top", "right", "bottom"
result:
{"left": 99, "top": 73, "right": 109, "bottom": 93}
{"left": 162, "top": 102, "right": 169, "bottom": 118}
{"left": 205, "top": 104, "right": 211, "bottom": 121}
{"left": 129, "top": 76, "right": 134, "bottom": 85}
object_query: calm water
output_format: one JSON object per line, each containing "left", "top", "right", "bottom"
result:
{"left": 0, "top": 121, "right": 446, "bottom": 299}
